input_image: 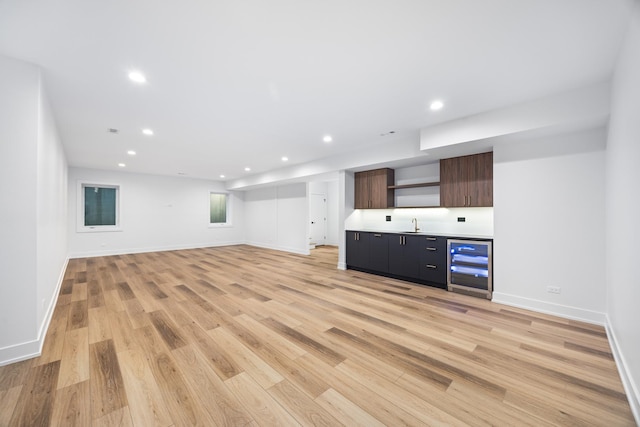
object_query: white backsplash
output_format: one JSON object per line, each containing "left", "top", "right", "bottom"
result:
{"left": 345, "top": 207, "right": 493, "bottom": 237}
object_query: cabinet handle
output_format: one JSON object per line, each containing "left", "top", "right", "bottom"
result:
{"left": 468, "top": 196, "right": 471, "bottom": 206}
{"left": 426, "top": 264, "right": 437, "bottom": 269}
{"left": 373, "top": 234, "right": 382, "bottom": 237}
{"left": 426, "top": 247, "right": 437, "bottom": 251}
{"left": 426, "top": 237, "right": 437, "bottom": 241}
{"left": 399, "top": 236, "right": 403, "bottom": 245}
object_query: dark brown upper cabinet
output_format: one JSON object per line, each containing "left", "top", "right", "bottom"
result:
{"left": 354, "top": 168, "right": 395, "bottom": 209}
{"left": 440, "top": 152, "right": 493, "bottom": 207}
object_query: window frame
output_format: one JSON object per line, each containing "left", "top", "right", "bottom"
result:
{"left": 76, "top": 181, "right": 122, "bottom": 233}
{"left": 208, "top": 191, "right": 232, "bottom": 228}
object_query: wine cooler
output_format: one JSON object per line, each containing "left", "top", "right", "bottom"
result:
{"left": 447, "top": 239, "right": 493, "bottom": 299}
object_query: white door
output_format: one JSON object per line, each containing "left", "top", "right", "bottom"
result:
{"left": 309, "top": 193, "right": 327, "bottom": 247}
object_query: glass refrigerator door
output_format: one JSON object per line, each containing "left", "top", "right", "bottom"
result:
{"left": 448, "top": 240, "right": 492, "bottom": 292}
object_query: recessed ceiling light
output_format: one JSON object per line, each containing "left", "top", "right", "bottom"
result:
{"left": 430, "top": 100, "right": 444, "bottom": 111}
{"left": 127, "top": 150, "right": 136, "bottom": 156}
{"left": 323, "top": 135, "right": 333, "bottom": 143}
{"left": 118, "top": 163, "right": 126, "bottom": 167}
{"left": 142, "top": 128, "right": 154, "bottom": 136}
{"left": 244, "top": 167, "right": 251, "bottom": 172}
{"left": 281, "top": 156, "right": 288, "bottom": 162}
{"left": 128, "top": 71, "right": 146, "bottom": 84}
{"left": 220, "top": 174, "right": 225, "bottom": 179}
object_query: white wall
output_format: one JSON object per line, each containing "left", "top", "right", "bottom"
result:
{"left": 244, "top": 183, "right": 309, "bottom": 255}
{"left": 68, "top": 168, "right": 245, "bottom": 257}
{"left": 0, "top": 56, "right": 39, "bottom": 360}
{"left": 493, "top": 128, "right": 607, "bottom": 323}
{"left": 0, "top": 55, "right": 68, "bottom": 365}
{"left": 606, "top": 2, "right": 640, "bottom": 420}
{"left": 338, "top": 171, "right": 355, "bottom": 269}
{"left": 36, "top": 84, "right": 68, "bottom": 331}
{"left": 326, "top": 180, "right": 339, "bottom": 245}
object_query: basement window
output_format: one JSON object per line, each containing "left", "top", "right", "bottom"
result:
{"left": 77, "top": 182, "right": 121, "bottom": 232}
{"left": 209, "top": 192, "right": 231, "bottom": 227}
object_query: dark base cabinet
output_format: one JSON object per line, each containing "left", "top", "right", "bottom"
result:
{"left": 346, "top": 231, "right": 447, "bottom": 289}
{"left": 419, "top": 236, "right": 447, "bottom": 285}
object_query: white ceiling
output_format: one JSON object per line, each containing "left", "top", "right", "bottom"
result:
{"left": 0, "top": 0, "right": 633, "bottom": 182}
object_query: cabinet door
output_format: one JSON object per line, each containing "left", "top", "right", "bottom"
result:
{"left": 440, "top": 157, "right": 467, "bottom": 207}
{"left": 369, "top": 233, "right": 389, "bottom": 272}
{"left": 467, "top": 152, "right": 493, "bottom": 207}
{"left": 388, "top": 234, "right": 406, "bottom": 276}
{"left": 389, "top": 234, "right": 421, "bottom": 279}
{"left": 440, "top": 152, "right": 493, "bottom": 207}
{"left": 354, "top": 168, "right": 394, "bottom": 209}
{"left": 346, "top": 231, "right": 370, "bottom": 269}
{"left": 354, "top": 172, "right": 371, "bottom": 209}
{"left": 369, "top": 169, "right": 395, "bottom": 209}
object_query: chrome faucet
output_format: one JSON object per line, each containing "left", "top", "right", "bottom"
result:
{"left": 412, "top": 218, "right": 420, "bottom": 232}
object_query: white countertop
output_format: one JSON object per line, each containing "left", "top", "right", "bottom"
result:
{"left": 346, "top": 229, "right": 493, "bottom": 240}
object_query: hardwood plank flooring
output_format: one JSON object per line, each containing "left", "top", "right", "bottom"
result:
{"left": 0, "top": 244, "right": 635, "bottom": 426}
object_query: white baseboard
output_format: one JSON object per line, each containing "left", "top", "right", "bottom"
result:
{"left": 491, "top": 292, "right": 606, "bottom": 325}
{"left": 337, "top": 261, "right": 346, "bottom": 270}
{"left": 0, "top": 339, "right": 41, "bottom": 366}
{"left": 0, "top": 257, "right": 69, "bottom": 366}
{"left": 605, "top": 316, "right": 640, "bottom": 425}
{"left": 68, "top": 240, "right": 246, "bottom": 259}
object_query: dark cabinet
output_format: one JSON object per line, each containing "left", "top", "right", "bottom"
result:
{"left": 419, "top": 236, "right": 447, "bottom": 286}
{"left": 346, "top": 231, "right": 370, "bottom": 270}
{"left": 346, "top": 231, "right": 388, "bottom": 272}
{"left": 389, "top": 234, "right": 421, "bottom": 279}
{"left": 354, "top": 168, "right": 395, "bottom": 209}
{"left": 440, "top": 152, "right": 493, "bottom": 207}
{"left": 347, "top": 231, "right": 447, "bottom": 288}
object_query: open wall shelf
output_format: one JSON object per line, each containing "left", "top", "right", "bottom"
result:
{"left": 388, "top": 181, "right": 439, "bottom": 190}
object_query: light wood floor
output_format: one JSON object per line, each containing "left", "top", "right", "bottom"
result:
{"left": 0, "top": 245, "right": 635, "bottom": 426}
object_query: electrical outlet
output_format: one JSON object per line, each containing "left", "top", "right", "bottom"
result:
{"left": 547, "top": 286, "right": 561, "bottom": 294}
{"left": 385, "top": 215, "right": 391, "bottom": 221}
